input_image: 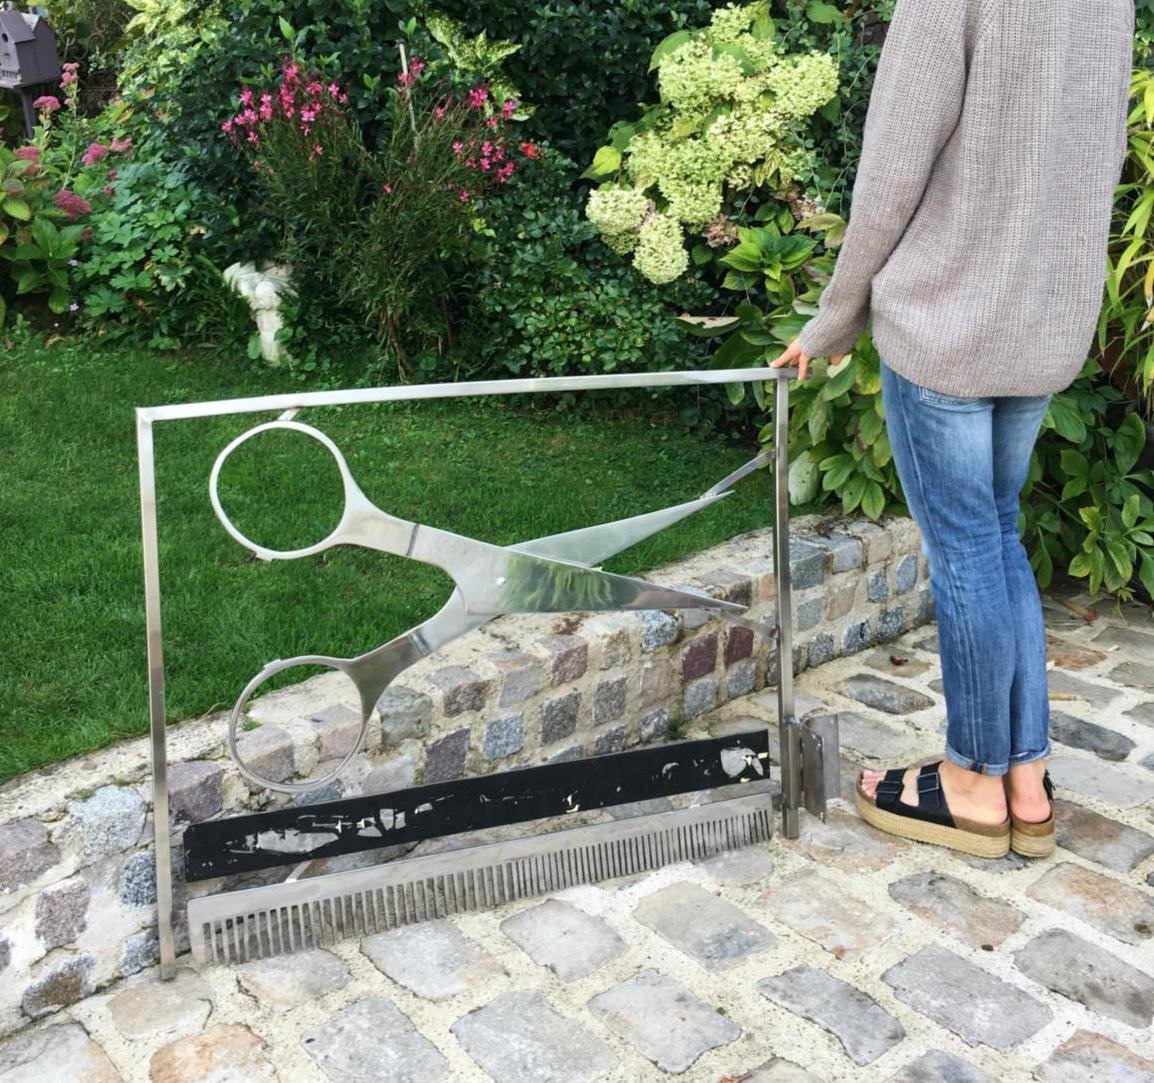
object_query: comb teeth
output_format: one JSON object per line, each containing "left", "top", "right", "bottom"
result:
{"left": 188, "top": 794, "right": 773, "bottom": 965}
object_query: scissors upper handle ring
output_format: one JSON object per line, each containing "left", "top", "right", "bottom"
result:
{"left": 209, "top": 419, "right": 360, "bottom": 561}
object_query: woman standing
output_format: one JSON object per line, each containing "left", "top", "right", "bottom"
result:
{"left": 771, "top": 0, "right": 1135, "bottom": 856}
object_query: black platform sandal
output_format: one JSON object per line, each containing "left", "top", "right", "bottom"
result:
{"left": 855, "top": 761, "right": 1011, "bottom": 858}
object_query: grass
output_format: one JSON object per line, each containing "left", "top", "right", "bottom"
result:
{"left": 0, "top": 337, "right": 784, "bottom": 783}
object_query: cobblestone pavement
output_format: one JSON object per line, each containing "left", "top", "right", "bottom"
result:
{"left": 3, "top": 591, "right": 1154, "bottom": 1082}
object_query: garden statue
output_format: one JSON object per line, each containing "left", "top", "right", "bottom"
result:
{"left": 222, "top": 260, "right": 293, "bottom": 363}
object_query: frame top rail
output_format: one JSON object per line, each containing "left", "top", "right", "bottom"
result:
{"left": 136, "top": 366, "right": 797, "bottom": 423}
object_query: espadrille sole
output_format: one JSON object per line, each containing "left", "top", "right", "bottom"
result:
{"left": 855, "top": 786, "right": 1011, "bottom": 858}
{"left": 1010, "top": 815, "right": 1056, "bottom": 857}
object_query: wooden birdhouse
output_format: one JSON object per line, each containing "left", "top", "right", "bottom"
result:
{"left": 0, "top": 8, "right": 60, "bottom": 91}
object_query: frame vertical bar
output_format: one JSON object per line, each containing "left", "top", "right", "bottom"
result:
{"left": 137, "top": 412, "right": 177, "bottom": 978}
{"left": 772, "top": 378, "right": 800, "bottom": 839}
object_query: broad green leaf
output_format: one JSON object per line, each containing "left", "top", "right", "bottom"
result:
{"left": 675, "top": 314, "right": 742, "bottom": 338}
{"left": 649, "top": 29, "right": 691, "bottom": 71}
{"left": 1113, "top": 412, "right": 1146, "bottom": 475}
{"left": 1059, "top": 449, "right": 1089, "bottom": 477}
{"left": 861, "top": 480, "right": 885, "bottom": 520}
{"left": 806, "top": 2, "right": 844, "bottom": 24}
{"left": 1123, "top": 492, "right": 1141, "bottom": 530}
{"left": 581, "top": 146, "right": 621, "bottom": 180}
{"left": 2, "top": 197, "right": 31, "bottom": 221}
{"left": 278, "top": 16, "right": 294, "bottom": 41}
{"left": 47, "top": 287, "right": 70, "bottom": 314}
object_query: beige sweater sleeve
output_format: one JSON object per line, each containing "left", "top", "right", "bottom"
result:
{"left": 797, "top": 0, "right": 972, "bottom": 360}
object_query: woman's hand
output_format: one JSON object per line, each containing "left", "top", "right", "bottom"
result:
{"left": 769, "top": 338, "right": 847, "bottom": 381}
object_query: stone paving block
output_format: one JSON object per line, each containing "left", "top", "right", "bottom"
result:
{"left": 1127, "top": 701, "right": 1154, "bottom": 726}
{"left": 593, "top": 676, "right": 627, "bottom": 724}
{"left": 634, "top": 880, "right": 774, "bottom": 970}
{"left": 789, "top": 539, "right": 827, "bottom": 590}
{"left": 911, "top": 630, "right": 939, "bottom": 653}
{"left": 593, "top": 724, "right": 626, "bottom": 754}
{"left": 759, "top": 868, "right": 897, "bottom": 959}
{"left": 1027, "top": 862, "right": 1154, "bottom": 946}
{"left": 756, "top": 964, "right": 905, "bottom": 1066}
{"left": 1054, "top": 799, "right": 1154, "bottom": 871}
{"left": 684, "top": 677, "right": 719, "bottom": 719}
{"left": 864, "top": 650, "right": 932, "bottom": 679}
{"left": 22, "top": 953, "right": 95, "bottom": 1017}
{"left": 166, "top": 760, "right": 225, "bottom": 822}
{"left": 34, "top": 877, "right": 89, "bottom": 949}
{"left": 838, "top": 674, "right": 934, "bottom": 715}
{"left": 829, "top": 710, "right": 920, "bottom": 761}
{"left": 702, "top": 568, "right": 753, "bottom": 606}
{"left": 0, "top": 817, "right": 59, "bottom": 894}
{"left": 68, "top": 785, "right": 146, "bottom": 862}
{"left": 310, "top": 704, "right": 362, "bottom": 761}
{"left": 377, "top": 685, "right": 433, "bottom": 743}
{"left": 487, "top": 650, "right": 544, "bottom": 708}
{"left": 305, "top": 996, "right": 449, "bottom": 1082}
{"left": 639, "top": 706, "right": 670, "bottom": 741}
{"left": 361, "top": 748, "right": 418, "bottom": 795}
{"left": 235, "top": 724, "right": 295, "bottom": 784}
{"left": 453, "top": 989, "right": 617, "bottom": 1083}
{"left": 726, "top": 625, "right": 755, "bottom": 664}
{"left": 500, "top": 899, "right": 625, "bottom": 981}
{"left": 119, "top": 849, "right": 158, "bottom": 900}
{"left": 429, "top": 665, "right": 490, "bottom": 716}
{"left": 683, "top": 632, "right": 719, "bottom": 680}
{"left": 1108, "top": 660, "right": 1154, "bottom": 688}
{"left": 641, "top": 610, "right": 679, "bottom": 652}
{"left": 1094, "top": 625, "right": 1154, "bottom": 656}
{"left": 843, "top": 619, "right": 873, "bottom": 655}
{"left": 538, "top": 633, "right": 588, "bottom": 685}
{"left": 954, "top": 849, "right": 1031, "bottom": 873}
{"left": 1046, "top": 635, "right": 1108, "bottom": 670}
{"left": 107, "top": 968, "right": 213, "bottom": 1041}
{"left": 483, "top": 712, "right": 525, "bottom": 760}
{"left": 1048, "top": 671, "right": 1123, "bottom": 709}
{"left": 362, "top": 920, "right": 505, "bottom": 1000}
{"left": 151, "top": 1024, "right": 276, "bottom": 1083}
{"left": 799, "top": 806, "right": 908, "bottom": 872}
{"left": 425, "top": 727, "right": 470, "bottom": 783}
{"left": 886, "top": 1049, "right": 995, "bottom": 1082}
{"left": 1048, "top": 755, "right": 1154, "bottom": 807}
{"left": 1049, "top": 709, "right": 1135, "bottom": 761}
{"left": 1014, "top": 927, "right": 1154, "bottom": 1028}
{"left": 806, "top": 632, "right": 837, "bottom": 667}
{"left": 884, "top": 944, "right": 1052, "bottom": 1049}
{"left": 237, "top": 949, "right": 351, "bottom": 1009}
{"left": 744, "top": 1058, "right": 825, "bottom": 1082}
{"left": 0, "top": 1021, "right": 120, "bottom": 1082}
{"left": 588, "top": 968, "right": 739, "bottom": 1073}
{"left": 696, "top": 845, "right": 776, "bottom": 886}
{"left": 888, "top": 871, "right": 1023, "bottom": 947}
{"left": 1035, "top": 1028, "right": 1154, "bottom": 1082}
{"left": 894, "top": 553, "right": 919, "bottom": 593}
{"left": 796, "top": 597, "right": 824, "bottom": 632}
{"left": 539, "top": 689, "right": 580, "bottom": 745}
{"left": 877, "top": 607, "right": 906, "bottom": 643}
{"left": 727, "top": 658, "right": 757, "bottom": 697}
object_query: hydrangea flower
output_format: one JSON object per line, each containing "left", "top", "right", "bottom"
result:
{"left": 633, "top": 213, "right": 689, "bottom": 285}
{"left": 585, "top": 188, "right": 650, "bottom": 237}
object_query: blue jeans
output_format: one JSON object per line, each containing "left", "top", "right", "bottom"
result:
{"left": 880, "top": 360, "right": 1052, "bottom": 777}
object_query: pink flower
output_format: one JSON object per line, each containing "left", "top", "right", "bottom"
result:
{"left": 452, "top": 141, "right": 464, "bottom": 156}
{"left": 240, "top": 87, "right": 254, "bottom": 106}
{"left": 221, "top": 119, "right": 234, "bottom": 134}
{"left": 338, "top": 92, "right": 349, "bottom": 104}
{"left": 33, "top": 95, "right": 61, "bottom": 112}
{"left": 459, "top": 189, "right": 471, "bottom": 203}
{"left": 313, "top": 144, "right": 323, "bottom": 155}
{"left": 82, "top": 142, "right": 110, "bottom": 166}
{"left": 434, "top": 104, "right": 447, "bottom": 120}
{"left": 102, "top": 185, "right": 115, "bottom": 196}
{"left": 247, "top": 130, "right": 259, "bottom": 145}
{"left": 54, "top": 189, "right": 91, "bottom": 221}
{"left": 110, "top": 136, "right": 133, "bottom": 153}
{"left": 397, "top": 70, "right": 415, "bottom": 87}
{"left": 306, "top": 81, "right": 323, "bottom": 96}
{"left": 486, "top": 116, "right": 499, "bottom": 129}
{"left": 62, "top": 62, "right": 79, "bottom": 72}
{"left": 283, "top": 63, "right": 301, "bottom": 82}
{"left": 60, "top": 69, "right": 78, "bottom": 87}
{"left": 14, "top": 145, "right": 39, "bottom": 161}
{"left": 467, "top": 86, "right": 488, "bottom": 110}
{"left": 497, "top": 162, "right": 516, "bottom": 183}
{"left": 383, "top": 183, "right": 393, "bottom": 194}
{"left": 328, "top": 82, "right": 341, "bottom": 98}
{"left": 502, "top": 99, "right": 517, "bottom": 118}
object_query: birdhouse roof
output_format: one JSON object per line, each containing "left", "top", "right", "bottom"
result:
{"left": 0, "top": 11, "right": 37, "bottom": 44}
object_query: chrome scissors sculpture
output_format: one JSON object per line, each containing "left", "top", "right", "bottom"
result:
{"left": 211, "top": 419, "right": 774, "bottom": 793}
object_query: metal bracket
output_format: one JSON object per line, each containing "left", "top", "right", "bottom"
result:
{"left": 778, "top": 712, "right": 840, "bottom": 830}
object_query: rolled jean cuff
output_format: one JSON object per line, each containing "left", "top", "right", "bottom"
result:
{"left": 944, "top": 742, "right": 1009, "bottom": 778}
{"left": 1009, "top": 740, "right": 1052, "bottom": 766}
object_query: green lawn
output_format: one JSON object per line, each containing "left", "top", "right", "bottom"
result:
{"left": 0, "top": 339, "right": 782, "bottom": 782}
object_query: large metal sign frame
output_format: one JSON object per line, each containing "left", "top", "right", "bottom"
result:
{"left": 137, "top": 367, "right": 811, "bottom": 979}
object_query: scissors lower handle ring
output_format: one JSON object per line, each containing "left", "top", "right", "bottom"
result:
{"left": 227, "top": 656, "right": 371, "bottom": 795}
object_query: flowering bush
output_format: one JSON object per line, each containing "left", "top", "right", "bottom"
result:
{"left": 224, "top": 53, "right": 538, "bottom": 369}
{"left": 582, "top": 1, "right": 837, "bottom": 284}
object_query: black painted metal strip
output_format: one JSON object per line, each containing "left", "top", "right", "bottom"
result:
{"left": 183, "top": 730, "right": 770, "bottom": 881}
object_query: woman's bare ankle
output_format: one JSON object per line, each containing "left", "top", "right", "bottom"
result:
{"left": 1004, "top": 760, "right": 1050, "bottom": 819}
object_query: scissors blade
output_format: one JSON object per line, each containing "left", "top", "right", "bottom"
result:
{"left": 508, "top": 491, "right": 732, "bottom": 566}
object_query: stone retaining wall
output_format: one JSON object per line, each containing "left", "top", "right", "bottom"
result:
{"left": 0, "top": 514, "right": 932, "bottom": 1041}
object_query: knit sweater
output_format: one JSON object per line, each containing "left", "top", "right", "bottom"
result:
{"left": 796, "top": 0, "right": 1135, "bottom": 397}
